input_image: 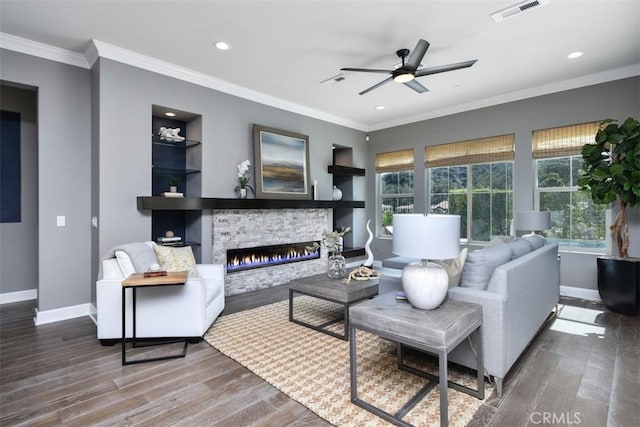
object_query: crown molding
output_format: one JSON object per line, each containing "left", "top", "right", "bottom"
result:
{"left": 0, "top": 32, "right": 90, "bottom": 69}
{"left": 89, "top": 40, "right": 368, "bottom": 131}
{"left": 3, "top": 33, "right": 636, "bottom": 133}
{"left": 370, "top": 63, "right": 640, "bottom": 131}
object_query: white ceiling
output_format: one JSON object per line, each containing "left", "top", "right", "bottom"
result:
{"left": 1, "top": 0, "right": 639, "bottom": 131}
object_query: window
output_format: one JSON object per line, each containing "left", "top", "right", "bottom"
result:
{"left": 533, "top": 122, "right": 606, "bottom": 249}
{"left": 376, "top": 149, "right": 414, "bottom": 236}
{"left": 426, "top": 134, "right": 514, "bottom": 242}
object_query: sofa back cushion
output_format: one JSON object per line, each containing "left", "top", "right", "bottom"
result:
{"left": 432, "top": 248, "right": 468, "bottom": 288}
{"left": 508, "top": 238, "right": 533, "bottom": 259}
{"left": 523, "top": 234, "right": 546, "bottom": 250}
{"left": 459, "top": 243, "right": 512, "bottom": 290}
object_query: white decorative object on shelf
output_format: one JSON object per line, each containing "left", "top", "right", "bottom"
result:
{"left": 234, "top": 159, "right": 254, "bottom": 198}
{"left": 363, "top": 219, "right": 374, "bottom": 267}
{"left": 158, "top": 127, "right": 185, "bottom": 142}
{"left": 332, "top": 185, "right": 343, "bottom": 201}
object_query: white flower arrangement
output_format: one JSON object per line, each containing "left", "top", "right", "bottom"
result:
{"left": 235, "top": 160, "right": 254, "bottom": 193}
{"left": 307, "top": 227, "right": 351, "bottom": 254}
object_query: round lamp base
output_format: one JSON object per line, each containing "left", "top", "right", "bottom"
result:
{"left": 402, "top": 262, "right": 449, "bottom": 310}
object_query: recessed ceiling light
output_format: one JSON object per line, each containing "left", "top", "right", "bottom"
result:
{"left": 215, "top": 41, "right": 230, "bottom": 50}
{"left": 568, "top": 51, "right": 583, "bottom": 59}
{"left": 375, "top": 105, "right": 385, "bottom": 110}
{"left": 165, "top": 112, "right": 176, "bottom": 117}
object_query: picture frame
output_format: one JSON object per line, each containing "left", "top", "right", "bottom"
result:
{"left": 253, "top": 124, "right": 311, "bottom": 199}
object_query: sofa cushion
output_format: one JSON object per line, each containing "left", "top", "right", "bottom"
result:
{"left": 153, "top": 244, "right": 197, "bottom": 275}
{"left": 113, "top": 242, "right": 159, "bottom": 276}
{"left": 432, "top": 248, "right": 468, "bottom": 288}
{"left": 523, "top": 234, "right": 546, "bottom": 250}
{"left": 459, "top": 243, "right": 512, "bottom": 290}
{"left": 508, "top": 238, "right": 533, "bottom": 259}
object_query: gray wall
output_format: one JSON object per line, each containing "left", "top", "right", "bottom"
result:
{"left": 0, "top": 49, "right": 92, "bottom": 311}
{"left": 367, "top": 76, "right": 640, "bottom": 291}
{"left": 0, "top": 84, "right": 38, "bottom": 294}
{"left": 2, "top": 44, "right": 637, "bottom": 311}
{"left": 95, "top": 57, "right": 367, "bottom": 264}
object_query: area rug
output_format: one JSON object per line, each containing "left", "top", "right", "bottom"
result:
{"left": 204, "top": 296, "right": 491, "bottom": 426}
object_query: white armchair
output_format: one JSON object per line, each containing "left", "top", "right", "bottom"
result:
{"left": 96, "top": 243, "right": 225, "bottom": 344}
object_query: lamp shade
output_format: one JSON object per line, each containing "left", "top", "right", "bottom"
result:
{"left": 515, "top": 211, "right": 551, "bottom": 231}
{"left": 392, "top": 214, "right": 460, "bottom": 260}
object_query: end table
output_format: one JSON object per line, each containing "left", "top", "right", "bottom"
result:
{"left": 121, "top": 271, "right": 188, "bottom": 365}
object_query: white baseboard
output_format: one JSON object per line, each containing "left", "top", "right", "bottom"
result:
{"left": 0, "top": 289, "right": 37, "bottom": 304}
{"left": 560, "top": 285, "right": 601, "bottom": 302}
{"left": 88, "top": 303, "right": 98, "bottom": 326}
{"left": 34, "top": 303, "right": 92, "bottom": 325}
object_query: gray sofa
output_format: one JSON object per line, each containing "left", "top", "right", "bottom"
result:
{"left": 379, "top": 236, "right": 560, "bottom": 397}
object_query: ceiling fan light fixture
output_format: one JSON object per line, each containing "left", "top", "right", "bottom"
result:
{"left": 393, "top": 73, "right": 414, "bottom": 83}
{"left": 215, "top": 41, "right": 230, "bottom": 50}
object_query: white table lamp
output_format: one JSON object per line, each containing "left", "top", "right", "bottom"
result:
{"left": 392, "top": 214, "right": 461, "bottom": 309}
{"left": 515, "top": 211, "right": 551, "bottom": 235}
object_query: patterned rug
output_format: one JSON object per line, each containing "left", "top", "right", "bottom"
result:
{"left": 204, "top": 296, "right": 491, "bottom": 426}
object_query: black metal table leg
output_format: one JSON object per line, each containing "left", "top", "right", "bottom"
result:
{"left": 121, "top": 284, "right": 189, "bottom": 366}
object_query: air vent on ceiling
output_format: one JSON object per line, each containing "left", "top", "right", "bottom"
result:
{"left": 490, "top": 0, "right": 551, "bottom": 23}
{"left": 320, "top": 73, "right": 346, "bottom": 85}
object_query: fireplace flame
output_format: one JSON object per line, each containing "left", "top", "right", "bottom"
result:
{"left": 227, "top": 241, "right": 320, "bottom": 273}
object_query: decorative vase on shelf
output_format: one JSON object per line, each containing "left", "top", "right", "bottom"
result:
{"left": 327, "top": 253, "right": 347, "bottom": 279}
{"left": 237, "top": 188, "right": 247, "bottom": 199}
{"left": 332, "top": 185, "right": 343, "bottom": 201}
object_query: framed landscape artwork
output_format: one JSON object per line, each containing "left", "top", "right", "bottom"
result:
{"left": 253, "top": 124, "right": 311, "bottom": 199}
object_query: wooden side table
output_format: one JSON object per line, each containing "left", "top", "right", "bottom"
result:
{"left": 121, "top": 271, "right": 188, "bottom": 365}
{"left": 349, "top": 293, "right": 484, "bottom": 427}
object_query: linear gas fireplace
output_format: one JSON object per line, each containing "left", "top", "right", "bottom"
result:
{"left": 226, "top": 241, "right": 321, "bottom": 273}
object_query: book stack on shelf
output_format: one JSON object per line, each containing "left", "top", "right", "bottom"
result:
{"left": 162, "top": 191, "right": 184, "bottom": 198}
{"left": 157, "top": 236, "right": 183, "bottom": 246}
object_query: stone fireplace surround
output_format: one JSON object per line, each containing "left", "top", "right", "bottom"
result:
{"left": 212, "top": 208, "right": 329, "bottom": 295}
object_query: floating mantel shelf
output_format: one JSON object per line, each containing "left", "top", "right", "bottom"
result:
{"left": 137, "top": 196, "right": 365, "bottom": 211}
{"left": 327, "top": 165, "right": 366, "bottom": 176}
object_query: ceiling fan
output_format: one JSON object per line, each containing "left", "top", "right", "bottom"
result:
{"left": 341, "top": 39, "right": 477, "bottom": 95}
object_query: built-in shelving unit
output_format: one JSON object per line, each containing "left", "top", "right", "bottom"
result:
{"left": 330, "top": 146, "right": 366, "bottom": 258}
{"left": 150, "top": 106, "right": 203, "bottom": 261}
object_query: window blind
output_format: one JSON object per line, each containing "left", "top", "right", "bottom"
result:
{"left": 375, "top": 148, "right": 414, "bottom": 172}
{"left": 532, "top": 121, "right": 600, "bottom": 159}
{"left": 425, "top": 134, "right": 515, "bottom": 168}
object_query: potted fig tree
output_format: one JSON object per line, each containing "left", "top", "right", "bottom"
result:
{"left": 578, "top": 117, "right": 640, "bottom": 315}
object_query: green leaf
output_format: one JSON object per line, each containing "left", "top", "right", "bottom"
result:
{"left": 591, "top": 166, "right": 610, "bottom": 181}
{"left": 609, "top": 163, "right": 624, "bottom": 176}
{"left": 607, "top": 133, "right": 624, "bottom": 144}
{"left": 595, "top": 129, "right": 608, "bottom": 144}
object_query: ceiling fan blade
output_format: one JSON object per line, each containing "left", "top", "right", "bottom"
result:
{"left": 359, "top": 76, "right": 393, "bottom": 95}
{"left": 414, "top": 59, "right": 477, "bottom": 77}
{"left": 341, "top": 67, "right": 393, "bottom": 74}
{"left": 403, "top": 79, "right": 429, "bottom": 94}
{"left": 405, "top": 39, "right": 430, "bottom": 70}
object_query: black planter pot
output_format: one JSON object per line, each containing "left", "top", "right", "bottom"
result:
{"left": 597, "top": 256, "right": 640, "bottom": 316}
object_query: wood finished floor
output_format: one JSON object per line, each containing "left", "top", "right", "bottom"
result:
{"left": 1, "top": 286, "right": 638, "bottom": 426}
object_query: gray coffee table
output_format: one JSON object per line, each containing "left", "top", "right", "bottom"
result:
{"left": 288, "top": 273, "right": 378, "bottom": 340}
{"left": 349, "top": 292, "right": 483, "bottom": 427}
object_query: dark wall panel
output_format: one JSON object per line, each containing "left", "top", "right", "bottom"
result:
{"left": 0, "top": 110, "right": 21, "bottom": 222}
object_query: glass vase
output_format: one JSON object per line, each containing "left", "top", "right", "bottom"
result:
{"left": 327, "top": 253, "right": 347, "bottom": 279}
